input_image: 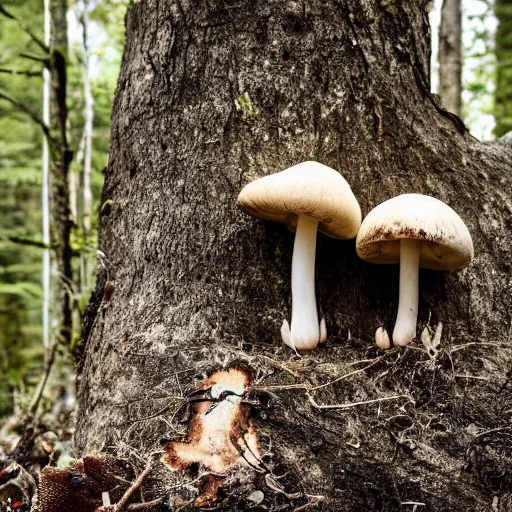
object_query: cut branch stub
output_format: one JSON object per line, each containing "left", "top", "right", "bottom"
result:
{"left": 162, "top": 367, "right": 262, "bottom": 506}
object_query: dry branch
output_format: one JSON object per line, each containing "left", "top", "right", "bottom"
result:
{"left": 307, "top": 393, "right": 412, "bottom": 410}
{"left": 0, "top": 89, "right": 52, "bottom": 141}
{"left": 0, "top": 3, "right": 49, "bottom": 52}
{"left": 0, "top": 67, "right": 41, "bottom": 77}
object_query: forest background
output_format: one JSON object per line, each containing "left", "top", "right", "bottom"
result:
{"left": 0, "top": 0, "right": 510, "bottom": 426}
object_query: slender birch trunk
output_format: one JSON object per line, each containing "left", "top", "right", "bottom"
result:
{"left": 31, "top": 0, "right": 73, "bottom": 411}
{"left": 80, "top": 0, "right": 94, "bottom": 292}
{"left": 30, "top": 0, "right": 55, "bottom": 414}
{"left": 42, "top": 0, "right": 51, "bottom": 352}
{"left": 72, "top": 0, "right": 95, "bottom": 297}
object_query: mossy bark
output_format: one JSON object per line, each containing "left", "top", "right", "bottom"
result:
{"left": 76, "top": 1, "right": 512, "bottom": 510}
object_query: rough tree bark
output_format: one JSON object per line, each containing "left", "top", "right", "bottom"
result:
{"left": 438, "top": 0, "right": 462, "bottom": 116}
{"left": 76, "top": 1, "right": 512, "bottom": 510}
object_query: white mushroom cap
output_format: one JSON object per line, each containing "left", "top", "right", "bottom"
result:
{"left": 238, "top": 161, "right": 361, "bottom": 352}
{"left": 356, "top": 194, "right": 473, "bottom": 270}
{"left": 237, "top": 161, "right": 361, "bottom": 239}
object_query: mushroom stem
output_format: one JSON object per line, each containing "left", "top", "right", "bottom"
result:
{"left": 392, "top": 238, "right": 420, "bottom": 347}
{"left": 287, "top": 214, "right": 320, "bottom": 351}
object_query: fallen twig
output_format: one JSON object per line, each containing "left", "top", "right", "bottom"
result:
{"left": 449, "top": 342, "right": 512, "bottom": 354}
{"left": 255, "top": 351, "right": 396, "bottom": 393}
{"left": 258, "top": 355, "right": 300, "bottom": 377}
{"left": 307, "top": 393, "right": 412, "bottom": 410}
{"left": 294, "top": 494, "right": 326, "bottom": 511}
{"left": 254, "top": 382, "right": 308, "bottom": 391}
{"left": 126, "top": 499, "right": 164, "bottom": 511}
{"left": 167, "top": 471, "right": 225, "bottom": 491}
{"left": 309, "top": 355, "right": 389, "bottom": 391}
{"left": 453, "top": 374, "right": 491, "bottom": 381}
{"left": 96, "top": 455, "right": 157, "bottom": 512}
{"left": 471, "top": 426, "right": 512, "bottom": 441}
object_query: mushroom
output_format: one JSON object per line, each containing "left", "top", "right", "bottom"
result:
{"left": 237, "top": 161, "right": 361, "bottom": 351}
{"left": 356, "top": 194, "right": 473, "bottom": 347}
{"left": 375, "top": 327, "right": 391, "bottom": 351}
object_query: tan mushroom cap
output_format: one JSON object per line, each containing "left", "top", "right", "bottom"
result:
{"left": 237, "top": 161, "right": 361, "bottom": 239}
{"left": 356, "top": 194, "right": 474, "bottom": 270}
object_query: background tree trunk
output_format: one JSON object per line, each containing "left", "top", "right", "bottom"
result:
{"left": 42, "top": 0, "right": 51, "bottom": 354}
{"left": 495, "top": 0, "right": 512, "bottom": 137}
{"left": 75, "top": 0, "right": 95, "bottom": 295}
{"left": 438, "top": 0, "right": 462, "bottom": 116}
{"left": 49, "top": 0, "right": 73, "bottom": 347}
{"left": 76, "top": 1, "right": 512, "bottom": 510}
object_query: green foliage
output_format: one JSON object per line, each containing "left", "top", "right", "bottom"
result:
{"left": 0, "top": 0, "right": 128, "bottom": 416}
{"left": 0, "top": 0, "right": 46, "bottom": 417}
{"left": 462, "top": 0, "right": 496, "bottom": 138}
{"left": 494, "top": 0, "right": 512, "bottom": 137}
{"left": 0, "top": 282, "right": 43, "bottom": 300}
{"left": 90, "top": 0, "right": 130, "bottom": 51}
{"left": 0, "top": 183, "right": 44, "bottom": 416}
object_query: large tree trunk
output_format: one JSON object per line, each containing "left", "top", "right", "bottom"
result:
{"left": 438, "top": 0, "right": 462, "bottom": 116}
{"left": 76, "top": 1, "right": 512, "bottom": 510}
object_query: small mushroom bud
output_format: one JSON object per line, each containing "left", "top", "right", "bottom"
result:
{"left": 375, "top": 327, "right": 391, "bottom": 350}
